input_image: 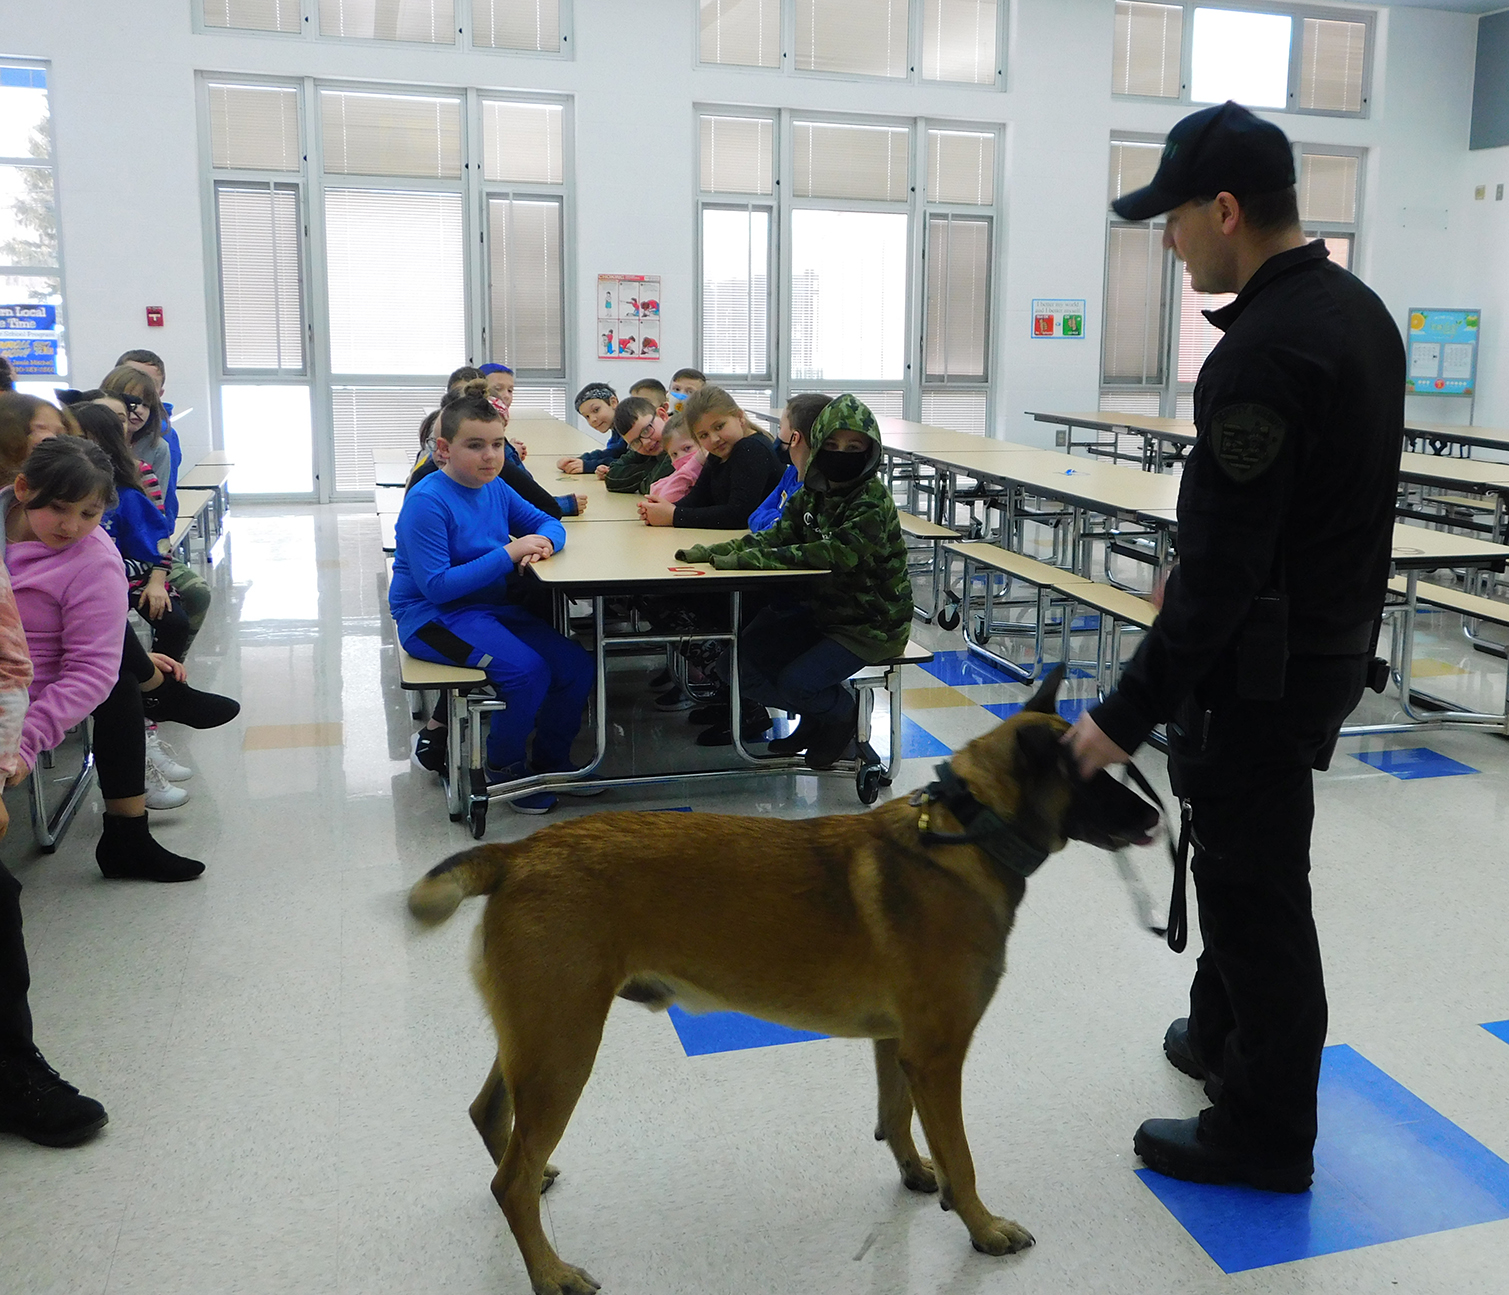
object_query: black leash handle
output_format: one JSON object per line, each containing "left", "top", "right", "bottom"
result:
{"left": 1121, "top": 762, "right": 1190, "bottom": 954}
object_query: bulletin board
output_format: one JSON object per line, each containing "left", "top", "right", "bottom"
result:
{"left": 0, "top": 303, "right": 59, "bottom": 376}
{"left": 597, "top": 275, "right": 660, "bottom": 360}
{"left": 1406, "top": 308, "right": 1479, "bottom": 396}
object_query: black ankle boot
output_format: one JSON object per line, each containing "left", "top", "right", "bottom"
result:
{"left": 139, "top": 677, "right": 240, "bottom": 730}
{"left": 0, "top": 1045, "right": 108, "bottom": 1147}
{"left": 96, "top": 813, "right": 205, "bottom": 883}
{"left": 766, "top": 716, "right": 816, "bottom": 757}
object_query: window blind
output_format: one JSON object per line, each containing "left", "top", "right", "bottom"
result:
{"left": 1098, "top": 389, "right": 1161, "bottom": 416}
{"left": 700, "top": 116, "right": 774, "bottom": 196}
{"left": 323, "top": 188, "right": 464, "bottom": 374}
{"left": 209, "top": 84, "right": 301, "bottom": 172}
{"left": 922, "top": 0, "right": 997, "bottom": 85}
{"left": 793, "top": 122, "right": 909, "bottom": 201}
{"left": 1102, "top": 223, "right": 1167, "bottom": 384}
{"left": 482, "top": 101, "right": 563, "bottom": 184}
{"left": 701, "top": 208, "right": 770, "bottom": 378}
{"left": 321, "top": 91, "right": 462, "bottom": 178}
{"left": 319, "top": 0, "right": 455, "bottom": 44}
{"left": 790, "top": 209, "right": 908, "bottom": 381}
{"left": 796, "top": 0, "right": 908, "bottom": 78}
{"left": 1299, "top": 152, "right": 1358, "bottom": 225}
{"left": 924, "top": 214, "right": 990, "bottom": 381}
{"left": 488, "top": 197, "right": 564, "bottom": 374}
{"left": 473, "top": 0, "right": 561, "bottom": 52}
{"left": 216, "top": 183, "right": 305, "bottom": 371}
{"left": 927, "top": 130, "right": 994, "bottom": 205}
{"left": 1299, "top": 18, "right": 1365, "bottom": 113}
{"left": 332, "top": 384, "right": 447, "bottom": 492}
{"left": 700, "top": 0, "right": 780, "bottom": 68}
{"left": 922, "top": 390, "right": 987, "bottom": 434}
{"left": 508, "top": 386, "right": 567, "bottom": 417}
{"left": 203, "top": 0, "right": 301, "bottom": 32}
{"left": 1176, "top": 266, "right": 1234, "bottom": 383}
{"left": 1108, "top": 139, "right": 1162, "bottom": 203}
{"left": 1112, "top": 2, "right": 1182, "bottom": 98}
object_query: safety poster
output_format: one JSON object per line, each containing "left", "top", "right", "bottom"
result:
{"left": 598, "top": 275, "right": 660, "bottom": 360}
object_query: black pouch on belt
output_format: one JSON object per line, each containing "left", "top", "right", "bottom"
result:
{"left": 1236, "top": 588, "right": 1289, "bottom": 700}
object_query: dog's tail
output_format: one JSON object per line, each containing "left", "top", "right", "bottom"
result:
{"left": 407, "top": 845, "right": 510, "bottom": 925}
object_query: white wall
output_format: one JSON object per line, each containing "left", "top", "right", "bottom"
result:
{"left": 0, "top": 0, "right": 1492, "bottom": 471}
{"left": 1458, "top": 140, "right": 1509, "bottom": 432}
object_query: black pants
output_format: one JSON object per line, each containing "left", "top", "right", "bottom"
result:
{"left": 0, "top": 860, "right": 30, "bottom": 1057}
{"left": 136, "top": 592, "right": 191, "bottom": 662}
{"left": 1167, "top": 653, "right": 1368, "bottom": 1162}
{"left": 720, "top": 604, "right": 866, "bottom": 720}
{"left": 91, "top": 629, "right": 153, "bottom": 802}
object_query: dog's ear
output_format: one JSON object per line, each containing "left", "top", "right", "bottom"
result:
{"left": 1014, "top": 718, "right": 1065, "bottom": 772}
{"left": 1022, "top": 664, "right": 1066, "bottom": 715}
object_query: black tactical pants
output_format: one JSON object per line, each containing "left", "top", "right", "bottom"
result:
{"left": 0, "top": 860, "right": 31, "bottom": 1058}
{"left": 1167, "top": 653, "right": 1368, "bottom": 1163}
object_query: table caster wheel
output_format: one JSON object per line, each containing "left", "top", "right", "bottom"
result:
{"left": 858, "top": 766, "right": 883, "bottom": 805}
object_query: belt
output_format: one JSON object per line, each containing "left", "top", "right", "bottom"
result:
{"left": 1287, "top": 619, "right": 1373, "bottom": 657}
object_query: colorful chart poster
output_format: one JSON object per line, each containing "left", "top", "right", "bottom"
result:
{"left": 1030, "top": 299, "right": 1085, "bottom": 339}
{"left": 0, "top": 303, "right": 59, "bottom": 376}
{"left": 598, "top": 275, "right": 660, "bottom": 360}
{"left": 1406, "top": 308, "right": 1479, "bottom": 395}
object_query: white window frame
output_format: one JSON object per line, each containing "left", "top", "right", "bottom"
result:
{"left": 1296, "top": 140, "right": 1364, "bottom": 267}
{"left": 193, "top": 0, "right": 576, "bottom": 60}
{"left": 1, "top": 58, "right": 68, "bottom": 392}
{"left": 199, "top": 72, "right": 575, "bottom": 501}
{"left": 1112, "top": 1, "right": 1374, "bottom": 119}
{"left": 693, "top": 0, "right": 1006, "bottom": 90}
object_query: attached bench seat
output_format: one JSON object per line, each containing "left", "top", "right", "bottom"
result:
{"left": 898, "top": 512, "right": 960, "bottom": 624}
{"left": 1388, "top": 575, "right": 1509, "bottom": 625}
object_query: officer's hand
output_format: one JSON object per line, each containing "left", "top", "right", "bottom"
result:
{"left": 1061, "top": 712, "right": 1131, "bottom": 780}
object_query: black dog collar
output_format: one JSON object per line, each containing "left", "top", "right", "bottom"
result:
{"left": 912, "top": 761, "right": 1051, "bottom": 879}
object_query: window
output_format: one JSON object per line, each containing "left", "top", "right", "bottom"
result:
{"left": 482, "top": 101, "right": 563, "bottom": 183}
{"left": 701, "top": 0, "right": 999, "bottom": 86}
{"left": 474, "top": 0, "right": 563, "bottom": 53}
{"left": 319, "top": 0, "right": 455, "bottom": 44}
{"left": 332, "top": 383, "right": 446, "bottom": 492}
{"left": 321, "top": 90, "right": 462, "bottom": 178}
{"left": 790, "top": 210, "right": 907, "bottom": 381}
{"left": 700, "top": 116, "right": 773, "bottom": 196}
{"left": 1298, "top": 146, "right": 1360, "bottom": 269}
{"left": 215, "top": 184, "right": 305, "bottom": 371}
{"left": 203, "top": 0, "right": 301, "bottom": 33}
{"left": 210, "top": 84, "right": 301, "bottom": 171}
{"left": 793, "top": 122, "right": 909, "bottom": 201}
{"left": 201, "top": 0, "right": 567, "bottom": 53}
{"left": 923, "top": 215, "right": 990, "bottom": 383}
{"left": 927, "top": 130, "right": 994, "bottom": 205}
{"left": 487, "top": 197, "right": 564, "bottom": 374}
{"left": 1, "top": 63, "right": 66, "bottom": 396}
{"left": 1101, "top": 137, "right": 1171, "bottom": 393}
{"left": 1112, "top": 4, "right": 1371, "bottom": 118}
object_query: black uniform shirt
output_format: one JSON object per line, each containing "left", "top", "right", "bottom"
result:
{"left": 1092, "top": 241, "right": 1405, "bottom": 755}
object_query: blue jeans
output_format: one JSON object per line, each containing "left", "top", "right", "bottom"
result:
{"left": 725, "top": 605, "right": 864, "bottom": 720}
{"left": 404, "top": 603, "right": 594, "bottom": 771}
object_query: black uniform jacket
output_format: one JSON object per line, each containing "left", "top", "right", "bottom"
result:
{"left": 1092, "top": 240, "right": 1405, "bottom": 755}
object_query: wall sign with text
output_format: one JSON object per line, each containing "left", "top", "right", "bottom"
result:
{"left": 0, "top": 303, "right": 59, "bottom": 376}
{"left": 1030, "top": 299, "right": 1085, "bottom": 339}
{"left": 1406, "top": 308, "right": 1479, "bottom": 395}
{"left": 598, "top": 275, "right": 660, "bottom": 360}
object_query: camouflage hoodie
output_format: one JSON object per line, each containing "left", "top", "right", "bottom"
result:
{"left": 675, "top": 394, "right": 911, "bottom": 663}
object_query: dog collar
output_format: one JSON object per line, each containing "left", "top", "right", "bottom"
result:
{"left": 912, "top": 761, "right": 1050, "bottom": 879}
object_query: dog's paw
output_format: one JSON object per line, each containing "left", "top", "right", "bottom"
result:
{"left": 541, "top": 1162, "right": 561, "bottom": 1194}
{"left": 530, "top": 1260, "right": 600, "bottom": 1295}
{"left": 900, "top": 1157, "right": 938, "bottom": 1193}
{"left": 969, "top": 1216, "right": 1035, "bottom": 1257}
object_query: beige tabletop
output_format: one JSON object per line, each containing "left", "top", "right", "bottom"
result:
{"left": 198, "top": 450, "right": 234, "bottom": 466}
{"left": 179, "top": 463, "right": 231, "bottom": 490}
{"left": 508, "top": 417, "right": 601, "bottom": 460}
{"left": 1029, "top": 410, "right": 1199, "bottom": 445}
{"left": 547, "top": 472, "right": 651, "bottom": 523}
{"left": 933, "top": 446, "right": 1183, "bottom": 515}
{"left": 533, "top": 523, "right": 827, "bottom": 587}
{"left": 1404, "top": 421, "right": 1509, "bottom": 454}
{"left": 1397, "top": 452, "right": 1509, "bottom": 493}
{"left": 1389, "top": 521, "right": 1509, "bottom": 568}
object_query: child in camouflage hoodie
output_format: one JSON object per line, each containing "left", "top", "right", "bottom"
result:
{"left": 675, "top": 394, "right": 910, "bottom": 769}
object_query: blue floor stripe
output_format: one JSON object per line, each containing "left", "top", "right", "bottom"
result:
{"left": 1352, "top": 747, "right": 1479, "bottom": 780}
{"left": 900, "top": 716, "right": 952, "bottom": 759}
{"left": 1481, "top": 1020, "right": 1509, "bottom": 1047}
{"left": 1137, "top": 1044, "right": 1509, "bottom": 1273}
{"left": 668, "top": 1006, "right": 826, "bottom": 1056}
{"left": 983, "top": 697, "right": 1093, "bottom": 722}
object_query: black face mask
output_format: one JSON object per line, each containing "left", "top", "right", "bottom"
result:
{"left": 775, "top": 436, "right": 792, "bottom": 468}
{"left": 813, "top": 446, "right": 869, "bottom": 484}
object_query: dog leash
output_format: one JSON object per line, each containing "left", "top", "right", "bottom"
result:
{"left": 911, "top": 762, "right": 1051, "bottom": 879}
{"left": 1119, "top": 761, "right": 1189, "bottom": 954}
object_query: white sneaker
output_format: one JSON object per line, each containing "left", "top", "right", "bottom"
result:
{"left": 145, "top": 758, "right": 190, "bottom": 811}
{"left": 145, "top": 724, "right": 193, "bottom": 781}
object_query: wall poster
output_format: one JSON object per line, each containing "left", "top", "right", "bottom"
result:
{"left": 598, "top": 275, "right": 660, "bottom": 360}
{"left": 1406, "top": 308, "right": 1479, "bottom": 395}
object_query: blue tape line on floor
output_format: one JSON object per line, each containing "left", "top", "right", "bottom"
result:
{"left": 1352, "top": 747, "right": 1479, "bottom": 780}
{"left": 1481, "top": 1020, "right": 1509, "bottom": 1047}
{"left": 900, "top": 716, "right": 951, "bottom": 759}
{"left": 1136, "top": 1044, "right": 1509, "bottom": 1272}
{"left": 668, "top": 1005, "right": 827, "bottom": 1056}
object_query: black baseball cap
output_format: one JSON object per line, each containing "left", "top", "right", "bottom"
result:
{"left": 1112, "top": 101, "right": 1296, "bottom": 223}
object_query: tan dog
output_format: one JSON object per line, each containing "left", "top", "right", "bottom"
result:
{"left": 408, "top": 669, "right": 1157, "bottom": 1295}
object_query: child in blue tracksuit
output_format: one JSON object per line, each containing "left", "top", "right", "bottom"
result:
{"left": 747, "top": 393, "right": 833, "bottom": 533}
{"left": 389, "top": 390, "right": 593, "bottom": 814}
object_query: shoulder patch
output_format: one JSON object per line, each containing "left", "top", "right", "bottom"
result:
{"left": 1207, "top": 403, "right": 1287, "bottom": 483}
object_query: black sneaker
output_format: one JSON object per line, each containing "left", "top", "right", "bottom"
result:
{"left": 687, "top": 702, "right": 730, "bottom": 727}
{"left": 140, "top": 677, "right": 240, "bottom": 730}
{"left": 649, "top": 668, "right": 674, "bottom": 690}
{"left": 0, "top": 1046, "right": 108, "bottom": 1147}
{"left": 412, "top": 727, "right": 447, "bottom": 775}
{"left": 804, "top": 709, "right": 858, "bottom": 770}
{"left": 696, "top": 705, "right": 771, "bottom": 747}
{"left": 766, "top": 716, "right": 816, "bottom": 757}
{"left": 654, "top": 685, "right": 696, "bottom": 711}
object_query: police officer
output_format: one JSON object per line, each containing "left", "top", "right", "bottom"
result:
{"left": 1064, "top": 102, "right": 1403, "bottom": 1191}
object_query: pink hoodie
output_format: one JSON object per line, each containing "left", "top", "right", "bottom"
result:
{"left": 4, "top": 508, "right": 127, "bottom": 770}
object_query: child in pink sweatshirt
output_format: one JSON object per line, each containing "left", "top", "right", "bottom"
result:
{"left": 645, "top": 417, "right": 705, "bottom": 505}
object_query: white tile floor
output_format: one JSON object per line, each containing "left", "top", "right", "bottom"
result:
{"left": 4, "top": 503, "right": 1509, "bottom": 1294}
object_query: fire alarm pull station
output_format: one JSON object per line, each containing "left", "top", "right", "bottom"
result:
{"left": 146, "top": 307, "right": 164, "bottom": 328}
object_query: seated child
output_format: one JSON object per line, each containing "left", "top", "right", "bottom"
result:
{"left": 645, "top": 414, "right": 703, "bottom": 505}
{"left": 749, "top": 393, "right": 832, "bottom": 533}
{"left": 389, "top": 388, "right": 594, "bottom": 814}
{"left": 667, "top": 368, "right": 706, "bottom": 415}
{"left": 604, "top": 398, "right": 674, "bottom": 495}
{"left": 675, "top": 395, "right": 911, "bottom": 769}
{"left": 639, "top": 385, "right": 780, "bottom": 529}
{"left": 629, "top": 377, "right": 668, "bottom": 417}
{"left": 558, "top": 383, "right": 623, "bottom": 476}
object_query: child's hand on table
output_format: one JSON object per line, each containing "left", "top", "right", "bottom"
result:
{"left": 573, "top": 494, "right": 589, "bottom": 515}
{"left": 638, "top": 499, "right": 676, "bottom": 527}
{"left": 507, "top": 535, "right": 555, "bottom": 568}
{"left": 557, "top": 457, "right": 584, "bottom": 475}
{"left": 594, "top": 464, "right": 609, "bottom": 479}
{"left": 509, "top": 438, "right": 528, "bottom": 461}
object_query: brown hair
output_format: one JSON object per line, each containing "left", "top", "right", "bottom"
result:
{"left": 437, "top": 379, "right": 502, "bottom": 443}
{"left": 100, "top": 364, "right": 164, "bottom": 448}
{"left": 0, "top": 392, "right": 48, "bottom": 482}
{"left": 681, "top": 384, "right": 757, "bottom": 441}
{"left": 785, "top": 393, "right": 833, "bottom": 439}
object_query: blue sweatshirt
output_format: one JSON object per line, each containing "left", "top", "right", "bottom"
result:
{"left": 388, "top": 469, "right": 568, "bottom": 643}
{"left": 160, "top": 402, "right": 184, "bottom": 528}
{"left": 102, "top": 487, "right": 172, "bottom": 568}
{"left": 749, "top": 464, "right": 800, "bottom": 534}
{"left": 580, "top": 433, "right": 627, "bottom": 473}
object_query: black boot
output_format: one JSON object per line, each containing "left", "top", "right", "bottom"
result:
{"left": 1164, "top": 1017, "right": 1224, "bottom": 1103}
{"left": 766, "top": 716, "right": 816, "bottom": 757}
{"left": 803, "top": 703, "right": 858, "bottom": 770}
{"left": 696, "top": 703, "right": 771, "bottom": 747}
{"left": 96, "top": 813, "right": 205, "bottom": 883}
{"left": 0, "top": 1045, "right": 108, "bottom": 1147}
{"left": 1133, "top": 1109, "right": 1313, "bottom": 1193}
{"left": 139, "top": 677, "right": 240, "bottom": 730}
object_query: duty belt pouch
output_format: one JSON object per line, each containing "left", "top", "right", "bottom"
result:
{"left": 1235, "top": 589, "right": 1289, "bottom": 700}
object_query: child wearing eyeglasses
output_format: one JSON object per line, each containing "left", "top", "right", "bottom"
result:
{"left": 603, "top": 398, "right": 673, "bottom": 495}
